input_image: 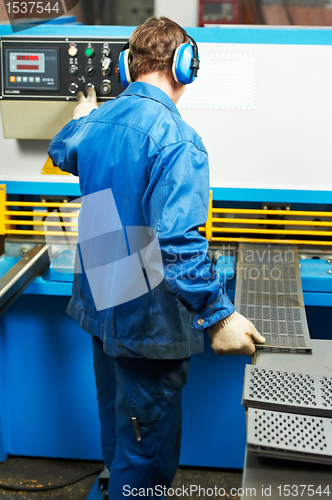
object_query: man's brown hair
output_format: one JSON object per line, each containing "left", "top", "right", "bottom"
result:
{"left": 129, "top": 17, "right": 187, "bottom": 81}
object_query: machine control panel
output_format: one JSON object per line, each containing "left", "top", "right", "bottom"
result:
{"left": 0, "top": 38, "right": 127, "bottom": 100}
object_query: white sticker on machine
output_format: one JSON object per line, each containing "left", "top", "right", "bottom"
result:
{"left": 178, "top": 53, "right": 258, "bottom": 110}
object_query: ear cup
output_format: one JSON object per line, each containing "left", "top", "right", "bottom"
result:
{"left": 172, "top": 43, "right": 196, "bottom": 85}
{"left": 118, "top": 48, "right": 132, "bottom": 88}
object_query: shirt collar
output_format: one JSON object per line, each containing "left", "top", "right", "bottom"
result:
{"left": 120, "top": 82, "right": 181, "bottom": 117}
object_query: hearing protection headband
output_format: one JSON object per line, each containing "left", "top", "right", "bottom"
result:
{"left": 184, "top": 33, "right": 200, "bottom": 77}
{"left": 117, "top": 24, "right": 199, "bottom": 88}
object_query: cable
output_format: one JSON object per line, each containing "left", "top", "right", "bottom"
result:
{"left": 0, "top": 467, "right": 104, "bottom": 492}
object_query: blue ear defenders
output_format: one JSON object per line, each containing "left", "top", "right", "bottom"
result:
{"left": 117, "top": 41, "right": 132, "bottom": 88}
{"left": 117, "top": 27, "right": 199, "bottom": 88}
{"left": 172, "top": 33, "right": 199, "bottom": 85}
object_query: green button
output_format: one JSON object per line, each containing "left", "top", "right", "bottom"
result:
{"left": 85, "top": 47, "right": 94, "bottom": 57}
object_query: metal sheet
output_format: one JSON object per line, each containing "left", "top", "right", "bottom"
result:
{"left": 242, "top": 341, "right": 332, "bottom": 499}
{"left": 234, "top": 243, "right": 312, "bottom": 351}
{"left": 0, "top": 244, "right": 49, "bottom": 316}
{"left": 242, "top": 365, "right": 332, "bottom": 417}
{"left": 247, "top": 408, "right": 332, "bottom": 466}
{"left": 242, "top": 449, "right": 332, "bottom": 499}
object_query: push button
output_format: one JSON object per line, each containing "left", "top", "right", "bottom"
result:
{"left": 68, "top": 45, "right": 78, "bottom": 57}
{"left": 85, "top": 46, "right": 94, "bottom": 58}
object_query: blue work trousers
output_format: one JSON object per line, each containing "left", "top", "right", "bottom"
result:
{"left": 92, "top": 336, "right": 190, "bottom": 499}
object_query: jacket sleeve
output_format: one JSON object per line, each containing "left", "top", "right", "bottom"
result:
{"left": 48, "top": 119, "right": 81, "bottom": 176}
{"left": 145, "top": 140, "right": 235, "bottom": 331}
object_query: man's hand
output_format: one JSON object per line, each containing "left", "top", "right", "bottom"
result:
{"left": 72, "top": 87, "right": 98, "bottom": 120}
{"left": 208, "top": 311, "right": 266, "bottom": 356}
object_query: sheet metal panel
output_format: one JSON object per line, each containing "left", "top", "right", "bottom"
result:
{"left": 235, "top": 243, "right": 312, "bottom": 351}
{"left": 247, "top": 408, "right": 332, "bottom": 465}
{"left": 242, "top": 365, "right": 332, "bottom": 417}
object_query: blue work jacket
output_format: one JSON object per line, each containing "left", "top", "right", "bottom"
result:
{"left": 48, "top": 82, "right": 235, "bottom": 359}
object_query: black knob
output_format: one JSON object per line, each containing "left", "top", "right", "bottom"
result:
{"left": 100, "top": 80, "right": 112, "bottom": 95}
{"left": 85, "top": 65, "right": 95, "bottom": 76}
{"left": 69, "top": 64, "right": 78, "bottom": 75}
{"left": 69, "top": 82, "right": 79, "bottom": 94}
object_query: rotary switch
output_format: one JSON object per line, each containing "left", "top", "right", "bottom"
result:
{"left": 101, "top": 46, "right": 111, "bottom": 57}
{"left": 69, "top": 82, "right": 79, "bottom": 94}
{"left": 85, "top": 83, "right": 95, "bottom": 93}
{"left": 85, "top": 65, "right": 95, "bottom": 76}
{"left": 69, "top": 65, "right": 78, "bottom": 75}
{"left": 101, "top": 80, "right": 112, "bottom": 95}
{"left": 101, "top": 56, "right": 112, "bottom": 77}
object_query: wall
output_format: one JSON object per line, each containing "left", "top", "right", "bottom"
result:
{"left": 155, "top": 0, "right": 199, "bottom": 26}
{"left": 0, "top": 1, "right": 8, "bottom": 23}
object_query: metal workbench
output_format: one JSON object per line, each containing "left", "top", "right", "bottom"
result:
{"left": 242, "top": 340, "right": 332, "bottom": 499}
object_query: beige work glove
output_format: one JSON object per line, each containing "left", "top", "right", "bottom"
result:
{"left": 208, "top": 311, "right": 266, "bottom": 356}
{"left": 72, "top": 87, "right": 98, "bottom": 120}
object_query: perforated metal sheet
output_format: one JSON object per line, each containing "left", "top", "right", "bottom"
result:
{"left": 242, "top": 365, "right": 332, "bottom": 417}
{"left": 247, "top": 408, "right": 332, "bottom": 465}
{"left": 234, "top": 243, "right": 312, "bottom": 351}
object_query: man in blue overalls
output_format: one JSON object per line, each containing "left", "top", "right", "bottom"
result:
{"left": 49, "top": 17, "right": 265, "bottom": 499}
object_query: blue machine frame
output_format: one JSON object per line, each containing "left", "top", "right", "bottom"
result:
{"left": 1, "top": 23, "right": 332, "bottom": 469}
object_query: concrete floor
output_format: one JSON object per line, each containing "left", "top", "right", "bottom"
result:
{"left": 0, "top": 457, "right": 242, "bottom": 499}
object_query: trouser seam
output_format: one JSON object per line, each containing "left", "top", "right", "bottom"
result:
{"left": 149, "top": 388, "right": 167, "bottom": 483}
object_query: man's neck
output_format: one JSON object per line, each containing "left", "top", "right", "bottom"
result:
{"left": 136, "top": 71, "right": 185, "bottom": 105}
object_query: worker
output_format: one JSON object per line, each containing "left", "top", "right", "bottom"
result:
{"left": 48, "top": 17, "right": 265, "bottom": 499}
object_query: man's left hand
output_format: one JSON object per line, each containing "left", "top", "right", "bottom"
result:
{"left": 208, "top": 311, "right": 266, "bottom": 356}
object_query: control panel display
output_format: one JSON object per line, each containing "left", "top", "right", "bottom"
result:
{"left": 10, "top": 53, "right": 45, "bottom": 73}
{"left": 5, "top": 48, "right": 58, "bottom": 91}
{"left": 0, "top": 38, "right": 126, "bottom": 100}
